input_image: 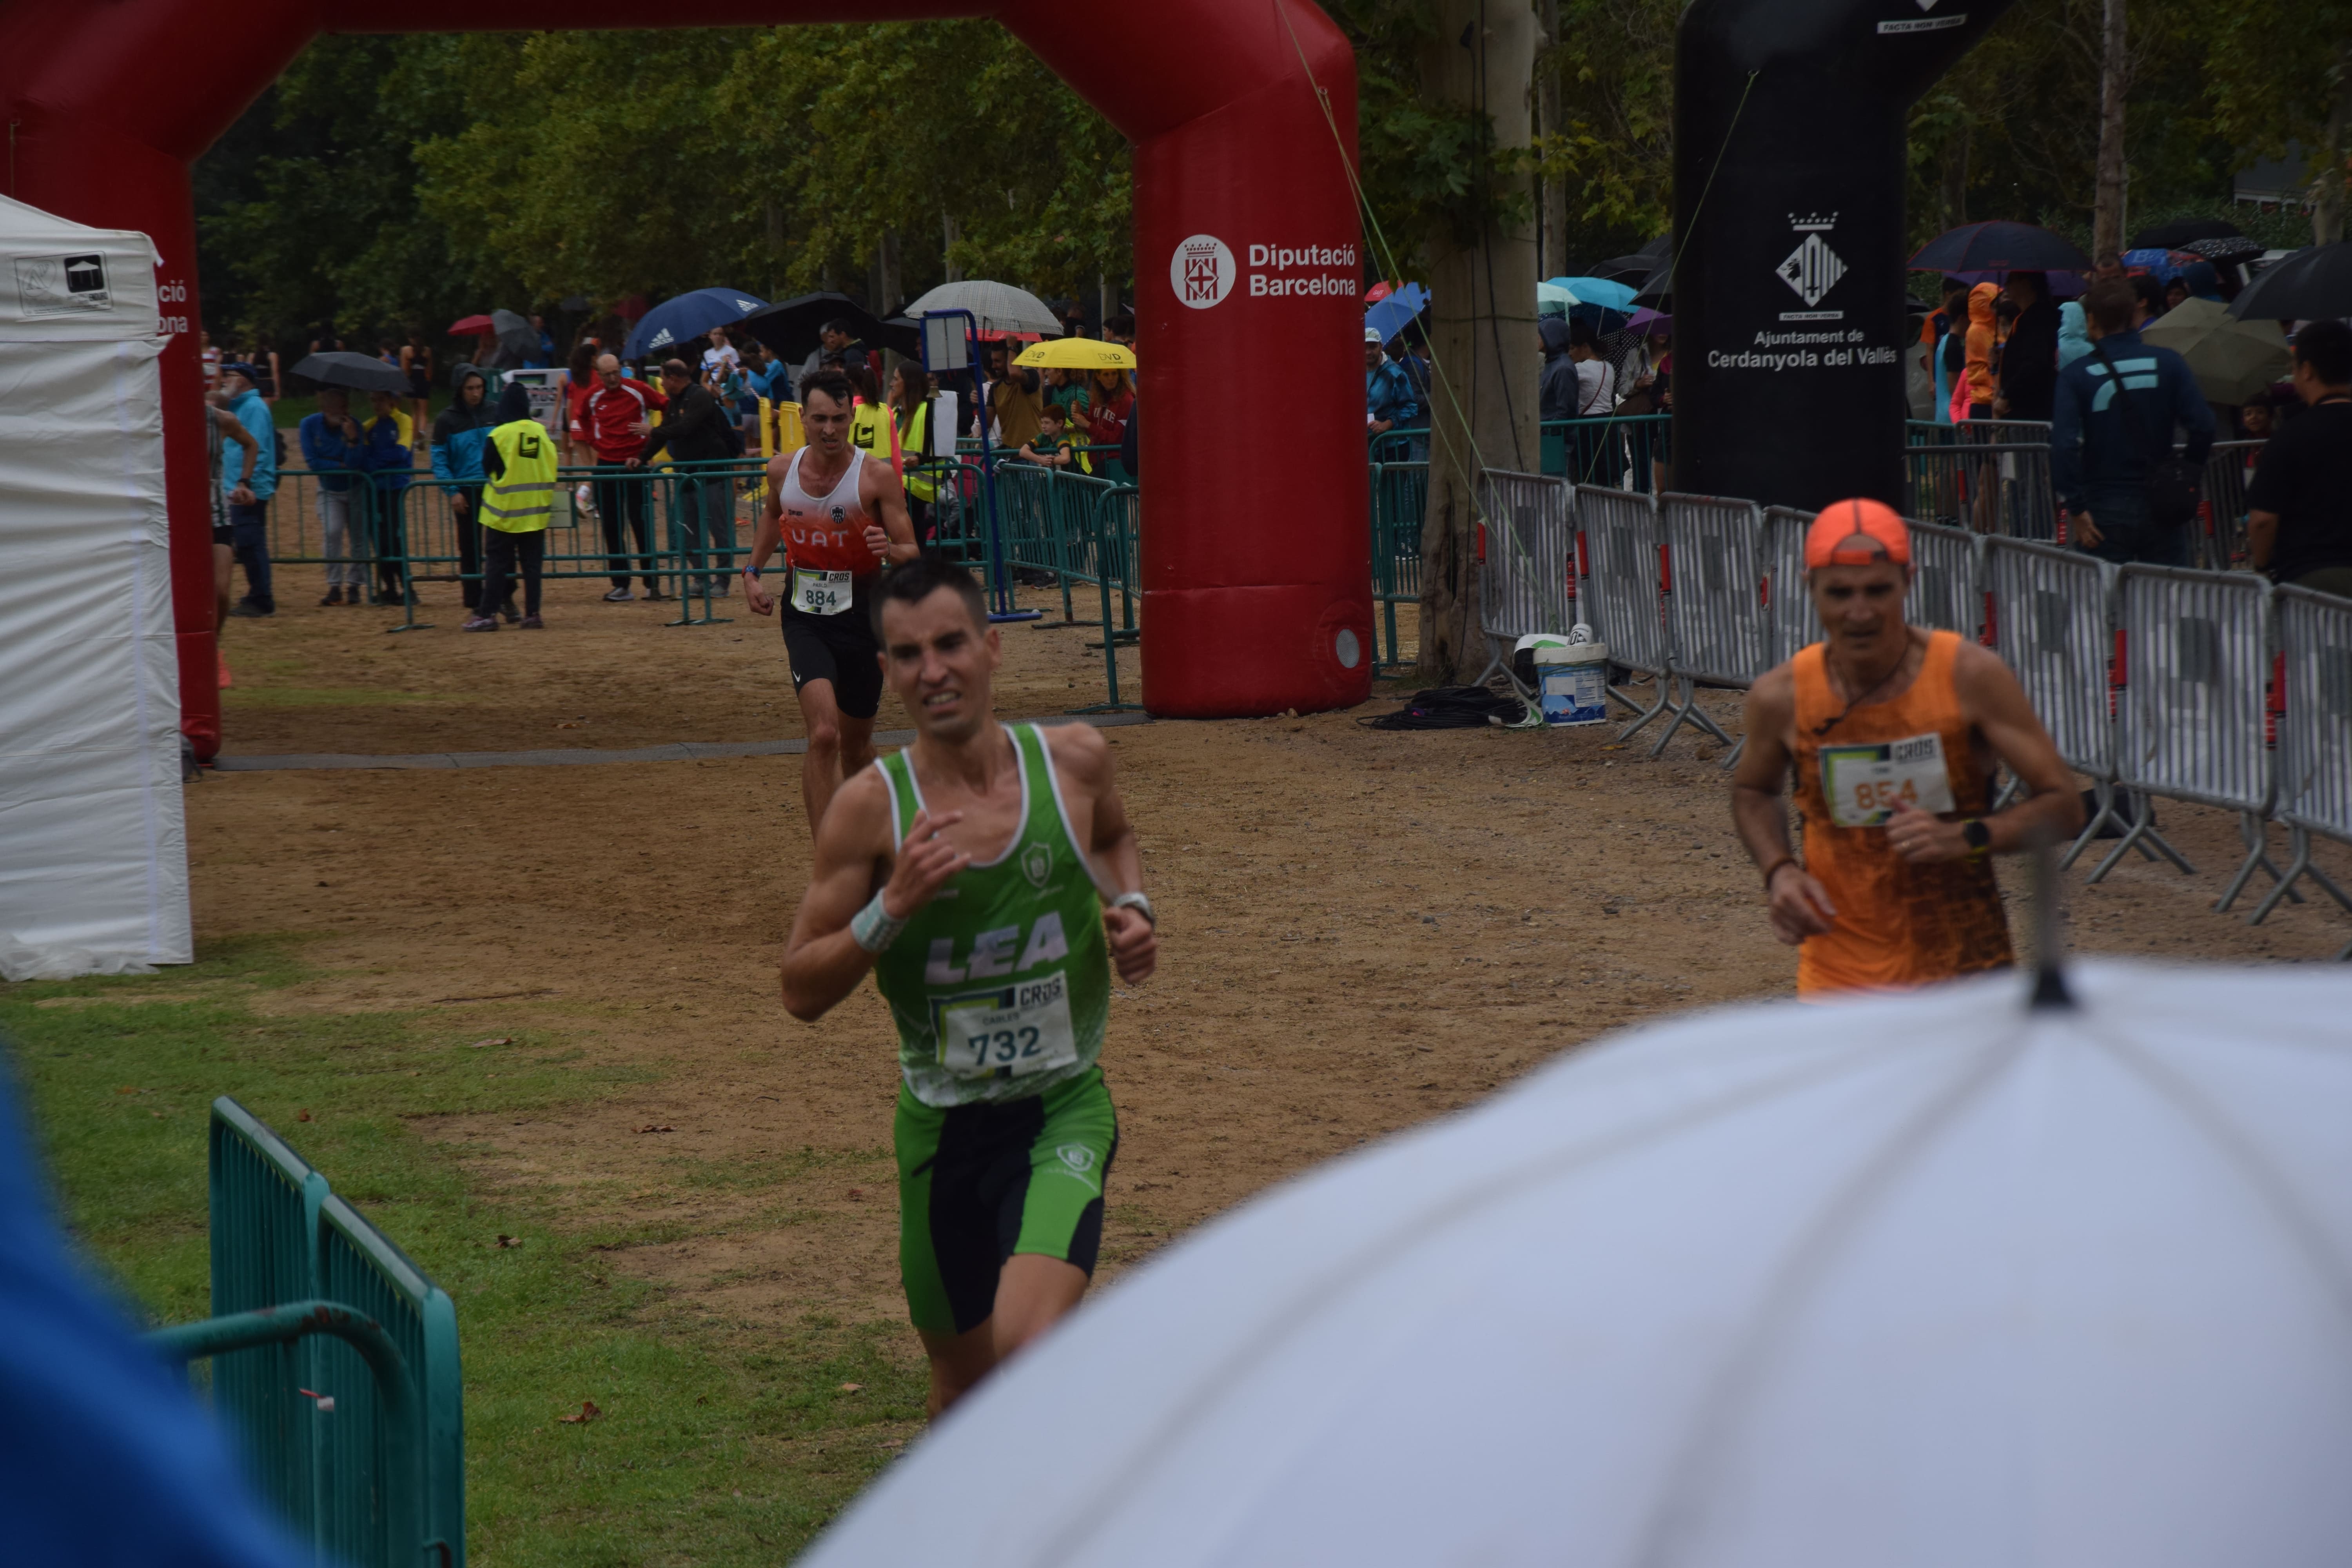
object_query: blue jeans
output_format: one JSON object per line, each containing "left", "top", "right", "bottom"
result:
{"left": 2075, "top": 485, "right": 2188, "bottom": 567}
{"left": 229, "top": 500, "right": 272, "bottom": 612}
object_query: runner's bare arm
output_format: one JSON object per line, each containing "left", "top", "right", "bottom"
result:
{"left": 780, "top": 774, "right": 969, "bottom": 1020}
{"left": 860, "top": 461, "right": 922, "bottom": 567}
{"left": 1886, "top": 642, "right": 2085, "bottom": 863}
{"left": 741, "top": 457, "right": 789, "bottom": 615}
{"left": 1048, "top": 726, "right": 1157, "bottom": 983}
{"left": 1731, "top": 664, "right": 1838, "bottom": 944}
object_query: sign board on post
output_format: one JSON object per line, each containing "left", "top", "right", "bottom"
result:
{"left": 922, "top": 313, "right": 969, "bottom": 373}
{"left": 497, "top": 367, "right": 566, "bottom": 439}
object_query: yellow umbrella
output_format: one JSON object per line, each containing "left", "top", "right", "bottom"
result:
{"left": 1013, "top": 339, "right": 1136, "bottom": 370}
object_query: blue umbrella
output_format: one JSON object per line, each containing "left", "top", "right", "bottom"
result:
{"left": 1544, "top": 276, "right": 1639, "bottom": 311}
{"left": 624, "top": 286, "right": 768, "bottom": 359}
{"left": 1365, "top": 283, "right": 1429, "bottom": 344}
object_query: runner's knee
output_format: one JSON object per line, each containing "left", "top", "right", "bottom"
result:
{"left": 806, "top": 715, "right": 842, "bottom": 755}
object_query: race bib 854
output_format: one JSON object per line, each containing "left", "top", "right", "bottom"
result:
{"left": 1822, "top": 732, "right": 1956, "bottom": 828}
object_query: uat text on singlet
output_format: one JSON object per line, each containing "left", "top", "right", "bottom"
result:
{"left": 1791, "top": 628, "right": 2013, "bottom": 995}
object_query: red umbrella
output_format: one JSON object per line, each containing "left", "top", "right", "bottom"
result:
{"left": 446, "top": 314, "right": 497, "bottom": 336}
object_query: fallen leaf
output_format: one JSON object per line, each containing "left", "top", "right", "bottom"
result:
{"left": 555, "top": 721, "right": 583, "bottom": 730}
{"left": 150, "top": 1110, "right": 165, "bottom": 1119}
{"left": 558, "top": 1400, "right": 602, "bottom": 1425}
{"left": 495, "top": 1234, "right": 521, "bottom": 1249}
{"left": 878, "top": 1438, "right": 904, "bottom": 1449}
{"left": 296, "top": 1110, "right": 312, "bottom": 1122}
{"left": 471, "top": 1037, "right": 512, "bottom": 1049}
{"left": 114, "top": 1086, "right": 140, "bottom": 1096}
{"left": 838, "top": 1382, "right": 863, "bottom": 1393}
{"left": 633, "top": 1124, "right": 675, "bottom": 1135}
{"left": 847, "top": 1188, "right": 864, "bottom": 1200}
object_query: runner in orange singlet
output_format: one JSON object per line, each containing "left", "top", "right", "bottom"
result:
{"left": 1732, "top": 499, "right": 2083, "bottom": 995}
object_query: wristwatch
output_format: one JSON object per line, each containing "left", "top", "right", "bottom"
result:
{"left": 1110, "top": 891, "right": 1156, "bottom": 927}
{"left": 1960, "top": 818, "right": 1992, "bottom": 859}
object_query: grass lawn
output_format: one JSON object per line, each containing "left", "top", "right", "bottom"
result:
{"left": 2, "top": 938, "right": 924, "bottom": 1566}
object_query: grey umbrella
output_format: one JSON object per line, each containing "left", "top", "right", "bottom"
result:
{"left": 291, "top": 351, "right": 408, "bottom": 395}
{"left": 490, "top": 309, "right": 539, "bottom": 362}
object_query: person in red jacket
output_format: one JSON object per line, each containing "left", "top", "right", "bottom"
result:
{"left": 570, "top": 352, "right": 669, "bottom": 601}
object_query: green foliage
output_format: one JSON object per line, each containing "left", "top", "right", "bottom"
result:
{"left": 2, "top": 938, "right": 924, "bottom": 1564}
{"left": 1903, "top": 0, "right": 2348, "bottom": 246}
{"left": 1531, "top": 0, "right": 1679, "bottom": 258}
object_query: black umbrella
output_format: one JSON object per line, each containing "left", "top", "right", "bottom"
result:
{"left": 1908, "top": 220, "right": 2091, "bottom": 273}
{"left": 2131, "top": 217, "right": 2241, "bottom": 251}
{"left": 2227, "top": 243, "right": 2352, "bottom": 321}
{"left": 291, "top": 351, "right": 408, "bottom": 395}
{"left": 2179, "top": 235, "right": 2265, "bottom": 265}
{"left": 736, "top": 292, "right": 920, "bottom": 364}
{"left": 1633, "top": 260, "right": 1671, "bottom": 309}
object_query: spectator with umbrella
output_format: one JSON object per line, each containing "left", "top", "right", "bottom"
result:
{"left": 1368, "top": 328, "right": 1425, "bottom": 460}
{"left": 1077, "top": 364, "right": 1135, "bottom": 483}
{"left": 357, "top": 388, "right": 417, "bottom": 606}
{"left": 297, "top": 388, "right": 369, "bottom": 606}
{"left": 1994, "top": 272, "right": 2060, "bottom": 422}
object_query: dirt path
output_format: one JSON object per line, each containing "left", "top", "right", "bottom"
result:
{"left": 191, "top": 585, "right": 2352, "bottom": 1345}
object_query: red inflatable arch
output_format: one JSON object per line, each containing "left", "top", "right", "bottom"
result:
{"left": 0, "top": 0, "right": 1369, "bottom": 755}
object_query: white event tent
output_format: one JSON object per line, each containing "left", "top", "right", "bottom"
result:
{"left": 0, "top": 194, "right": 189, "bottom": 979}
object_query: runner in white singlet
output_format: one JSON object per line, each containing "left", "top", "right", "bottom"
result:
{"left": 742, "top": 368, "right": 920, "bottom": 834}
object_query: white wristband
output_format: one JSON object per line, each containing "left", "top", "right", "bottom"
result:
{"left": 850, "top": 889, "right": 906, "bottom": 953}
{"left": 1110, "top": 891, "right": 1156, "bottom": 927}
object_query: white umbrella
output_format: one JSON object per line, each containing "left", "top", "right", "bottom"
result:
{"left": 803, "top": 959, "right": 2352, "bottom": 1567}
{"left": 902, "top": 279, "right": 1062, "bottom": 337}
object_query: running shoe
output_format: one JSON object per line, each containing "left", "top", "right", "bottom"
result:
{"left": 518, "top": 614, "right": 545, "bottom": 630}
{"left": 461, "top": 615, "right": 498, "bottom": 633}
{"left": 603, "top": 588, "right": 635, "bottom": 602}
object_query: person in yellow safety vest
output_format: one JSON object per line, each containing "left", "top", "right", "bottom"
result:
{"left": 890, "top": 360, "right": 936, "bottom": 541}
{"left": 847, "top": 364, "right": 892, "bottom": 466}
{"left": 466, "top": 382, "right": 558, "bottom": 632}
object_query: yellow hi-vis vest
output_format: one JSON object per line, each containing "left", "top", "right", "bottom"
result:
{"left": 482, "top": 419, "right": 557, "bottom": 532}
{"left": 901, "top": 401, "right": 936, "bottom": 502}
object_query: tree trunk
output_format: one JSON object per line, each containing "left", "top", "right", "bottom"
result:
{"left": 2092, "top": 0, "right": 2129, "bottom": 258}
{"left": 2314, "top": 47, "right": 2350, "bottom": 245}
{"left": 1941, "top": 121, "right": 1969, "bottom": 232}
{"left": 943, "top": 212, "right": 963, "bottom": 283}
{"left": 1416, "top": 0, "right": 1540, "bottom": 686}
{"left": 1539, "top": 0, "right": 1564, "bottom": 279}
{"left": 872, "top": 229, "right": 903, "bottom": 317}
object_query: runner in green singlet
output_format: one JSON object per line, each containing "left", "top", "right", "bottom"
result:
{"left": 780, "top": 554, "right": 1158, "bottom": 1416}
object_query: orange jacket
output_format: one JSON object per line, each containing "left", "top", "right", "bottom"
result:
{"left": 1963, "top": 283, "right": 1998, "bottom": 407}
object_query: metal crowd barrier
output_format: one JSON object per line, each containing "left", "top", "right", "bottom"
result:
{"left": 2102, "top": 565, "right": 2276, "bottom": 898}
{"left": 1369, "top": 461, "right": 1428, "bottom": 669}
{"left": 1542, "top": 414, "right": 1670, "bottom": 490}
{"left": 266, "top": 458, "right": 768, "bottom": 630}
{"left": 176, "top": 1097, "right": 464, "bottom": 1567}
{"left": 1901, "top": 442, "right": 2058, "bottom": 541}
{"left": 1760, "top": 506, "right": 1820, "bottom": 666}
{"left": 1653, "top": 492, "right": 1760, "bottom": 761}
{"left": 1574, "top": 484, "right": 1699, "bottom": 750}
{"left": 2197, "top": 440, "right": 2263, "bottom": 573}
{"left": 2249, "top": 586, "right": 2352, "bottom": 951}
{"left": 1476, "top": 468, "right": 1576, "bottom": 690}
{"left": 1906, "top": 418, "right": 2054, "bottom": 447}
{"left": 1905, "top": 518, "right": 1982, "bottom": 639}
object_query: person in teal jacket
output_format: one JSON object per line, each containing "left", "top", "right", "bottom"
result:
{"left": 219, "top": 363, "right": 280, "bottom": 616}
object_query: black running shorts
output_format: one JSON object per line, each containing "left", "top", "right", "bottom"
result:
{"left": 778, "top": 577, "right": 884, "bottom": 720}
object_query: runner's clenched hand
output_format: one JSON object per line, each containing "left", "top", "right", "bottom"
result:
{"left": 884, "top": 809, "right": 967, "bottom": 918}
{"left": 742, "top": 570, "right": 774, "bottom": 616}
{"left": 1764, "top": 861, "right": 1838, "bottom": 945}
{"left": 1886, "top": 800, "right": 1967, "bottom": 864}
{"left": 1103, "top": 906, "right": 1156, "bottom": 984}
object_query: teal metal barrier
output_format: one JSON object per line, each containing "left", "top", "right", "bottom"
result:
{"left": 148, "top": 1300, "right": 425, "bottom": 1566}
{"left": 1368, "top": 461, "right": 1427, "bottom": 669}
{"left": 193, "top": 1097, "right": 465, "bottom": 1567}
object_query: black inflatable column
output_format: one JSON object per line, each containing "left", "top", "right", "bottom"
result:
{"left": 1673, "top": 0, "right": 2013, "bottom": 510}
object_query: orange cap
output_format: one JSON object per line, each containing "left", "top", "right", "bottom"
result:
{"left": 1805, "top": 498, "right": 1910, "bottom": 569}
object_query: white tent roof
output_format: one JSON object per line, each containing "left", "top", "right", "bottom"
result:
{"left": 0, "top": 195, "right": 185, "bottom": 978}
